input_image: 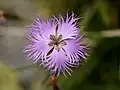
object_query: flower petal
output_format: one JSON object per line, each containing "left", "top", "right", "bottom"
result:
{"left": 43, "top": 49, "right": 72, "bottom": 76}
{"left": 24, "top": 32, "right": 52, "bottom": 63}
{"left": 57, "top": 12, "right": 79, "bottom": 39}
{"left": 28, "top": 17, "right": 43, "bottom": 33}
{"left": 40, "top": 19, "right": 57, "bottom": 40}
{"left": 28, "top": 17, "right": 57, "bottom": 40}
{"left": 62, "top": 37, "right": 88, "bottom": 66}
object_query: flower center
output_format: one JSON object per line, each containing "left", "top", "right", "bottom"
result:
{"left": 48, "top": 34, "right": 67, "bottom": 52}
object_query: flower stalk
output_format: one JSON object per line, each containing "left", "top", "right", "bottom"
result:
{"left": 50, "top": 76, "right": 60, "bottom": 90}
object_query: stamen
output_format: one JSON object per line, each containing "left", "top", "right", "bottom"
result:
{"left": 50, "top": 35, "right": 57, "bottom": 41}
{"left": 47, "top": 48, "right": 54, "bottom": 56}
{"left": 57, "top": 34, "right": 62, "bottom": 41}
{"left": 60, "top": 40, "right": 67, "bottom": 46}
{"left": 55, "top": 45, "right": 60, "bottom": 52}
{"left": 48, "top": 34, "right": 67, "bottom": 52}
{"left": 48, "top": 41, "right": 56, "bottom": 46}
{"left": 55, "top": 25, "right": 58, "bottom": 36}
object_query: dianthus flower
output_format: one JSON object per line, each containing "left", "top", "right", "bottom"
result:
{"left": 24, "top": 12, "right": 88, "bottom": 77}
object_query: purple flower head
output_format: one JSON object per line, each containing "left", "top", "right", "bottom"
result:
{"left": 24, "top": 12, "right": 89, "bottom": 77}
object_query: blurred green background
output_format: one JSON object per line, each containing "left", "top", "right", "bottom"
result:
{"left": 0, "top": 0, "right": 119, "bottom": 90}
